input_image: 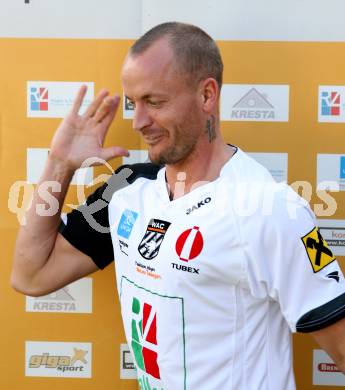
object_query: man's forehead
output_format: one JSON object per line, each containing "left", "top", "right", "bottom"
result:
{"left": 122, "top": 39, "right": 175, "bottom": 76}
{"left": 121, "top": 42, "right": 181, "bottom": 98}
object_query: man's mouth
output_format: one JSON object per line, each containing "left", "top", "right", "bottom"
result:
{"left": 143, "top": 133, "right": 164, "bottom": 145}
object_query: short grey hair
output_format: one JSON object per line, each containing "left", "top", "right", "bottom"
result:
{"left": 129, "top": 22, "right": 223, "bottom": 89}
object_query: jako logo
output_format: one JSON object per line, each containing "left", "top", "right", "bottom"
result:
{"left": 186, "top": 197, "right": 211, "bottom": 215}
{"left": 175, "top": 226, "right": 204, "bottom": 262}
{"left": 30, "top": 87, "right": 48, "bottom": 111}
{"left": 321, "top": 91, "right": 341, "bottom": 116}
{"left": 131, "top": 297, "right": 161, "bottom": 380}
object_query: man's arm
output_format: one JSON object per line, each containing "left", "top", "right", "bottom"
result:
{"left": 11, "top": 86, "right": 128, "bottom": 297}
{"left": 311, "top": 317, "right": 345, "bottom": 373}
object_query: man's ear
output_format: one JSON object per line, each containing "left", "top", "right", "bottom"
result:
{"left": 200, "top": 78, "right": 219, "bottom": 113}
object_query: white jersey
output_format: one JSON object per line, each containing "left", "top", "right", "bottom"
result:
{"left": 60, "top": 147, "right": 345, "bottom": 390}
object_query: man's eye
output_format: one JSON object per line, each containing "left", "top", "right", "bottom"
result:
{"left": 147, "top": 101, "right": 161, "bottom": 107}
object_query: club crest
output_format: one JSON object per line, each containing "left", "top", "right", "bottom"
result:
{"left": 138, "top": 219, "right": 171, "bottom": 260}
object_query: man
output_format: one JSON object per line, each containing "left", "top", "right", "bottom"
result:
{"left": 12, "top": 22, "right": 345, "bottom": 389}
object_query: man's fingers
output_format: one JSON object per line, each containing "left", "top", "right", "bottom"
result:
{"left": 83, "top": 89, "right": 109, "bottom": 119}
{"left": 99, "top": 96, "right": 120, "bottom": 133}
{"left": 96, "top": 95, "right": 120, "bottom": 141}
{"left": 71, "top": 85, "right": 88, "bottom": 115}
{"left": 93, "top": 95, "right": 120, "bottom": 123}
{"left": 100, "top": 146, "right": 130, "bottom": 162}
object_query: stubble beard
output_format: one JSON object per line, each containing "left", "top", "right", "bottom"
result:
{"left": 148, "top": 128, "right": 198, "bottom": 166}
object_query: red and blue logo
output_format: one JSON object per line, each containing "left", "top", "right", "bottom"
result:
{"left": 321, "top": 91, "right": 340, "bottom": 116}
{"left": 30, "top": 87, "right": 49, "bottom": 111}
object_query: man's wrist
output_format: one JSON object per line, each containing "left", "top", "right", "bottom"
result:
{"left": 45, "top": 154, "right": 76, "bottom": 182}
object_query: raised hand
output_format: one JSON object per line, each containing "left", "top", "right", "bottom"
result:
{"left": 49, "top": 85, "right": 129, "bottom": 172}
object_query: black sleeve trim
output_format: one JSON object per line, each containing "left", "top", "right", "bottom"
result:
{"left": 296, "top": 292, "right": 345, "bottom": 333}
{"left": 58, "top": 181, "right": 114, "bottom": 270}
{"left": 117, "top": 162, "right": 162, "bottom": 184}
{"left": 59, "top": 220, "right": 113, "bottom": 269}
{"left": 59, "top": 163, "right": 161, "bottom": 270}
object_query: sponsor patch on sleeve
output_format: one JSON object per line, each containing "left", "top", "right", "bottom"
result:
{"left": 301, "top": 227, "right": 336, "bottom": 273}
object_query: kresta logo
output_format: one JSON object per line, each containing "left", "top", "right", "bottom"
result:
{"left": 33, "top": 286, "right": 76, "bottom": 312}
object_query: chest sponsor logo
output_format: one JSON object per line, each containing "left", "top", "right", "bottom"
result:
{"left": 131, "top": 297, "right": 161, "bottom": 381}
{"left": 186, "top": 197, "right": 211, "bottom": 215}
{"left": 301, "top": 227, "right": 336, "bottom": 272}
{"left": 176, "top": 226, "right": 204, "bottom": 261}
{"left": 138, "top": 219, "right": 171, "bottom": 260}
{"left": 117, "top": 209, "right": 139, "bottom": 239}
{"left": 25, "top": 342, "right": 92, "bottom": 378}
{"left": 121, "top": 278, "right": 186, "bottom": 389}
{"left": 172, "top": 226, "right": 204, "bottom": 274}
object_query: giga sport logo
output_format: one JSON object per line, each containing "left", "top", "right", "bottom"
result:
{"left": 25, "top": 342, "right": 92, "bottom": 378}
{"left": 29, "top": 348, "right": 88, "bottom": 373}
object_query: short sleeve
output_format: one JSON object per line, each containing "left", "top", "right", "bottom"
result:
{"left": 59, "top": 180, "right": 114, "bottom": 269}
{"left": 242, "top": 185, "right": 345, "bottom": 333}
{"left": 59, "top": 162, "right": 162, "bottom": 270}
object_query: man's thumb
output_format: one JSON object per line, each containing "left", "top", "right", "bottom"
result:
{"left": 101, "top": 146, "right": 130, "bottom": 161}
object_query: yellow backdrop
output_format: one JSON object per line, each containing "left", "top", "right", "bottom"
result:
{"left": 1, "top": 38, "right": 344, "bottom": 389}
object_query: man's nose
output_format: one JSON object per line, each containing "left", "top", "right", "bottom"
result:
{"left": 133, "top": 103, "right": 153, "bottom": 131}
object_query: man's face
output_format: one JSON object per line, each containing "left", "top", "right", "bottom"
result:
{"left": 121, "top": 39, "right": 205, "bottom": 165}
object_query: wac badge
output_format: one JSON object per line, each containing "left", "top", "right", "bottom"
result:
{"left": 138, "top": 219, "right": 171, "bottom": 260}
{"left": 301, "top": 227, "right": 336, "bottom": 273}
